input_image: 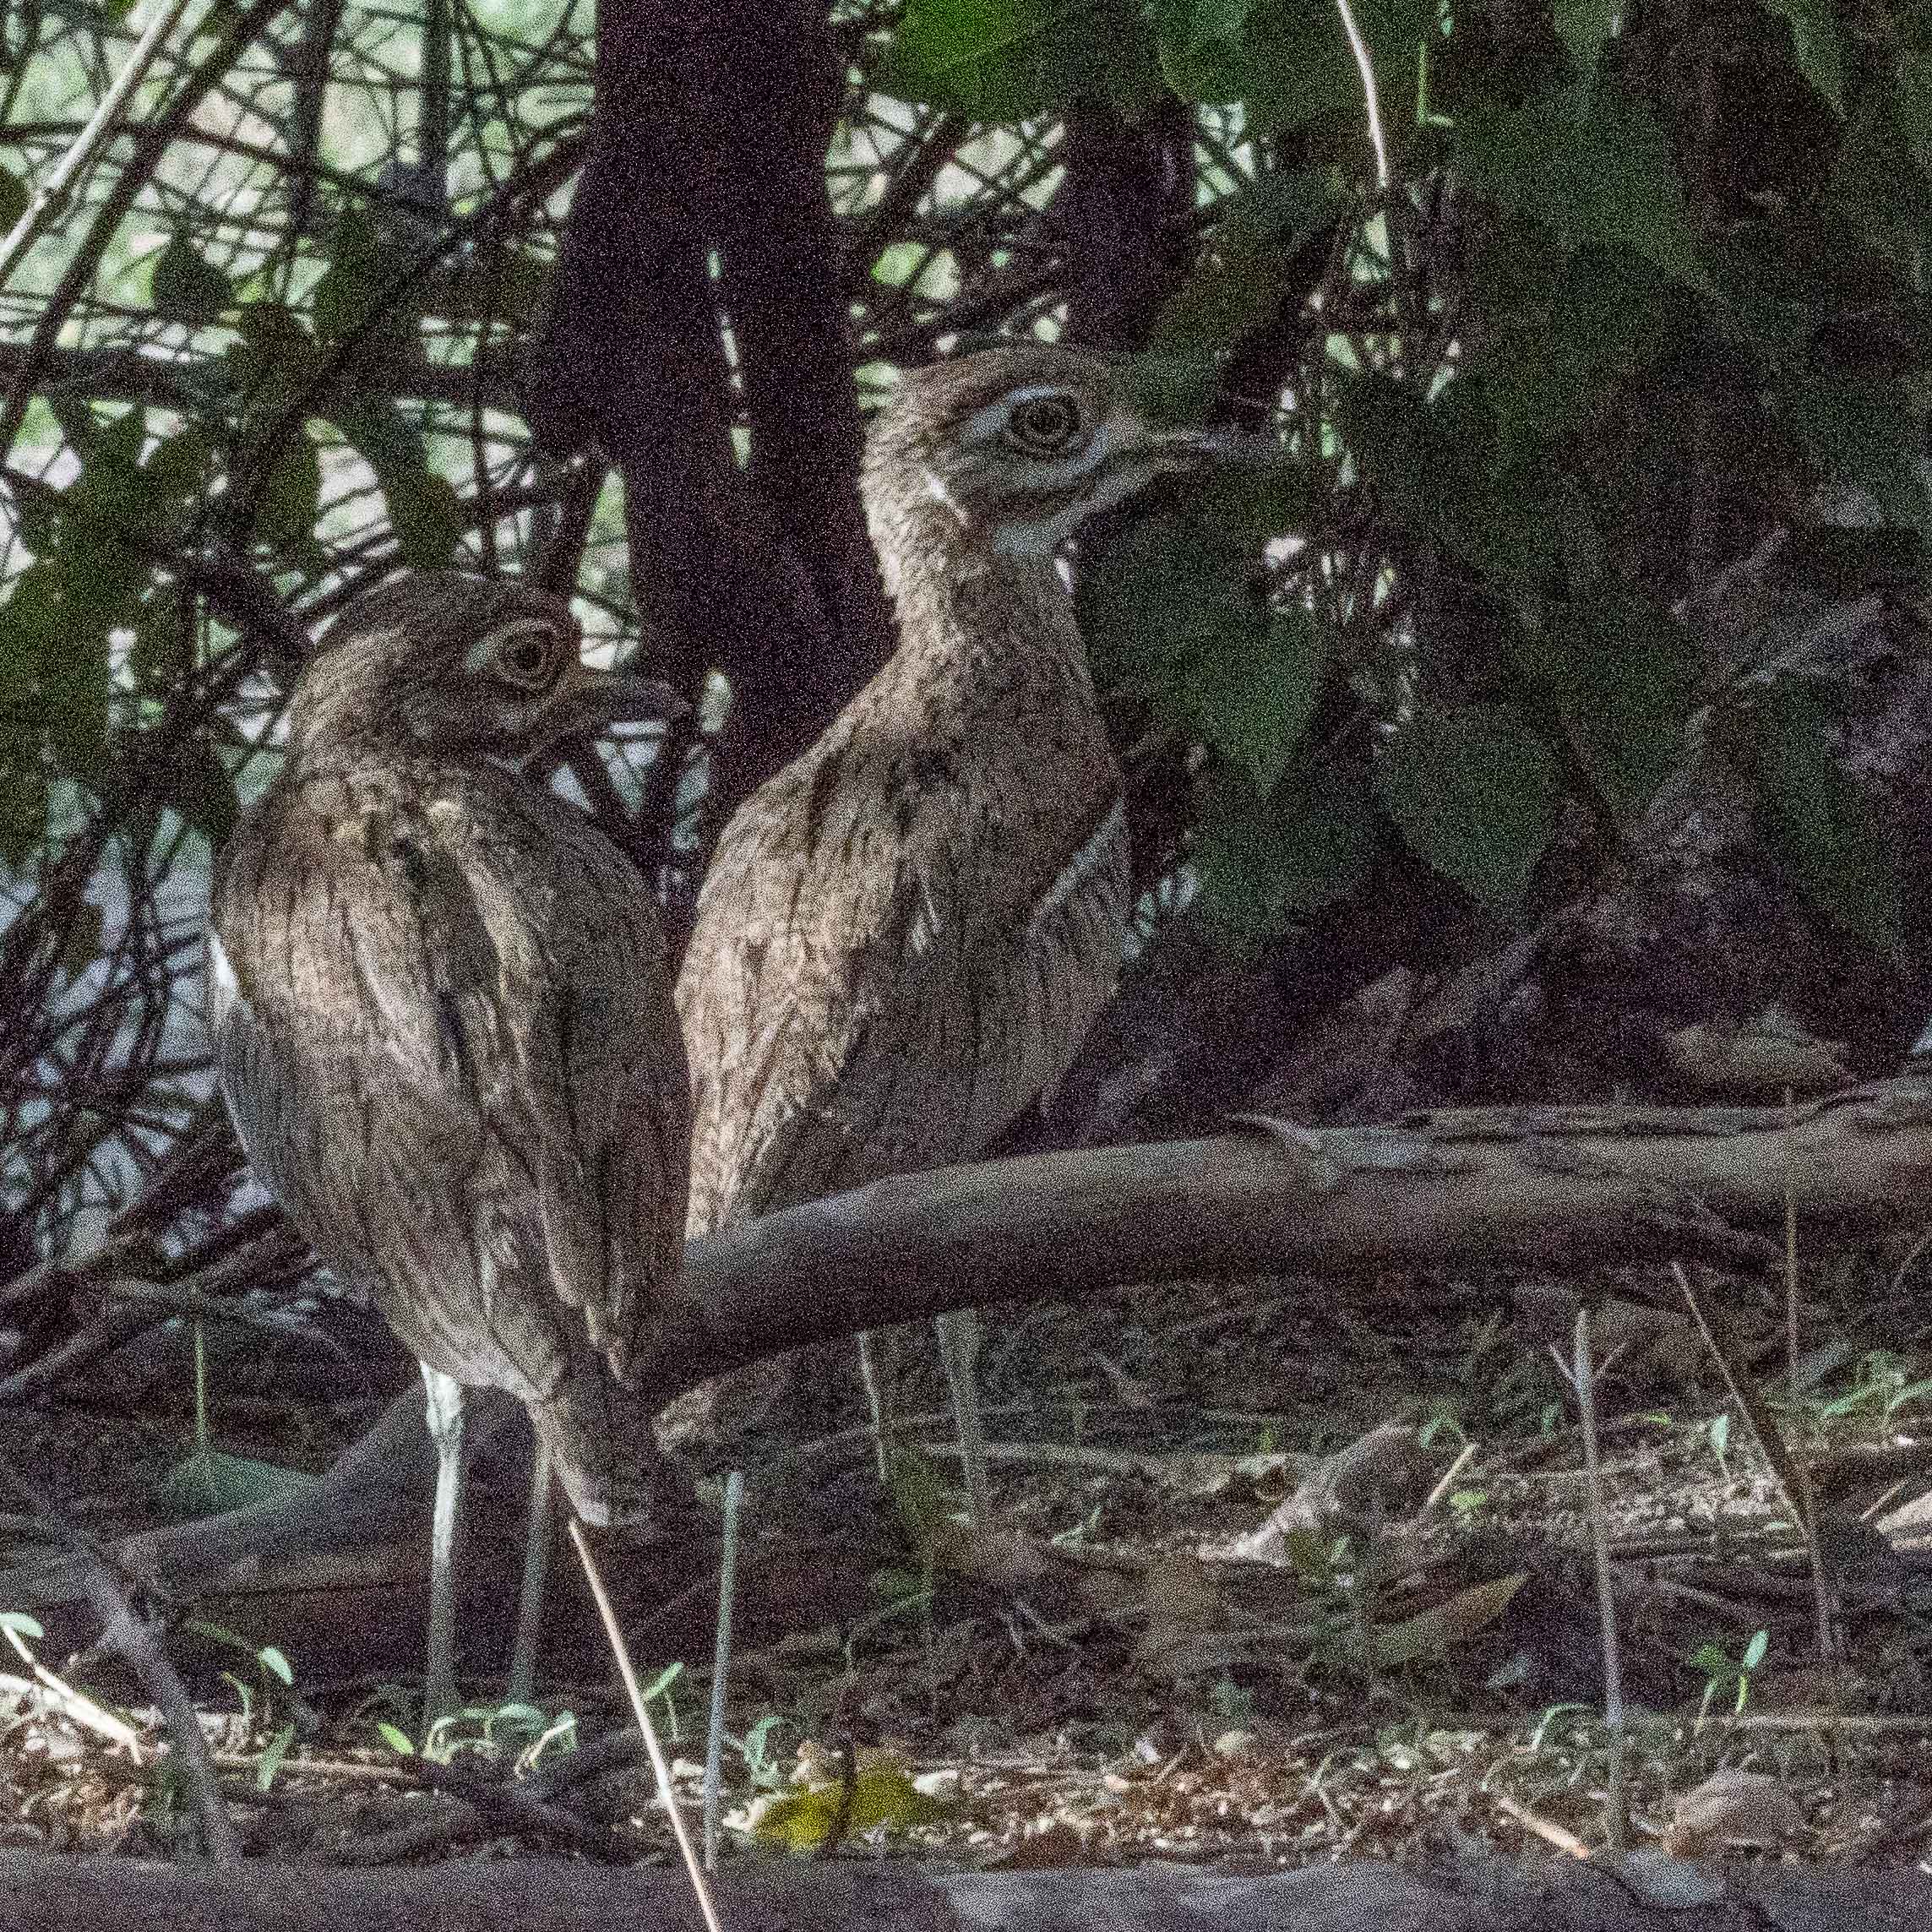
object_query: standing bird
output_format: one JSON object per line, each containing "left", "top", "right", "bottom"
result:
{"left": 207, "top": 574, "right": 690, "bottom": 1721}
{"left": 677, "top": 344, "right": 1267, "bottom": 1503}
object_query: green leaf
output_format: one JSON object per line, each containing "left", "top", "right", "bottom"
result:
{"left": 1515, "top": 589, "right": 1698, "bottom": 823}
{"left": 63, "top": 405, "right": 152, "bottom": 542}
{"left": 0, "top": 1611, "right": 44, "bottom": 1642}
{"left": 155, "top": 1448, "right": 318, "bottom": 1521}
{"left": 1154, "top": 0, "right": 1436, "bottom": 136}
{"left": 637, "top": 1659, "right": 684, "bottom": 1703}
{"left": 0, "top": 763, "right": 47, "bottom": 870}
{"left": 1081, "top": 507, "right": 1266, "bottom": 688}
{"left": 0, "top": 560, "right": 114, "bottom": 776}
{"left": 311, "top": 209, "right": 417, "bottom": 346}
{"left": 436, "top": 244, "right": 553, "bottom": 325}
{"left": 1745, "top": 678, "right": 1902, "bottom": 951}
{"left": 1195, "top": 767, "right": 1375, "bottom": 942}
{"left": 226, "top": 301, "right": 318, "bottom": 422}
{"left": 252, "top": 428, "right": 322, "bottom": 549}
{"left": 1826, "top": 94, "right": 1932, "bottom": 258}
{"left": 1373, "top": 1570, "right": 1527, "bottom": 1668}
{"left": 258, "top": 1722, "right": 297, "bottom": 1792}
{"left": 150, "top": 232, "right": 233, "bottom": 323}
{"left": 1084, "top": 491, "right": 1325, "bottom": 793}
{"left": 875, "top": 0, "right": 1159, "bottom": 118}
{"left": 1339, "top": 374, "right": 1557, "bottom": 589}
{"left": 1776, "top": 373, "right": 1932, "bottom": 533}
{"left": 1454, "top": 85, "right": 1706, "bottom": 290}
{"left": 257, "top": 1646, "right": 294, "bottom": 1687}
{"left": 43, "top": 641, "right": 109, "bottom": 775}
{"left": 231, "top": 298, "right": 314, "bottom": 370}
{"left": 751, "top": 1757, "right": 953, "bottom": 1852}
{"left": 1473, "top": 242, "right": 1668, "bottom": 454}
{"left": 1896, "top": 54, "right": 1932, "bottom": 180}
{"left": 166, "top": 734, "right": 241, "bottom": 846}
{"left": 379, "top": 466, "right": 464, "bottom": 569}
{"left": 141, "top": 424, "right": 218, "bottom": 505}
{"left": 376, "top": 1722, "right": 416, "bottom": 1756}
{"left": 329, "top": 401, "right": 463, "bottom": 567}
{"left": 0, "top": 168, "right": 25, "bottom": 236}
{"left": 1374, "top": 705, "right": 1563, "bottom": 908}
{"left": 1759, "top": 0, "right": 1844, "bottom": 116}
{"left": 1183, "top": 607, "right": 1325, "bottom": 795}
{"left": 1553, "top": 0, "right": 1622, "bottom": 85}
{"left": 1150, "top": 170, "right": 1345, "bottom": 353}
{"left": 57, "top": 896, "right": 105, "bottom": 984}
{"left": 887, "top": 1444, "right": 952, "bottom": 1543}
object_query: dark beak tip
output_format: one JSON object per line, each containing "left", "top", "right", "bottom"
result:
{"left": 1203, "top": 429, "right": 1286, "bottom": 465}
{"left": 632, "top": 678, "right": 692, "bottom": 722}
{"left": 596, "top": 672, "right": 691, "bottom": 725}
{"left": 1154, "top": 427, "right": 1283, "bottom": 468}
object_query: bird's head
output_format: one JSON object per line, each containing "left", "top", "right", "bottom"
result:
{"left": 864, "top": 344, "right": 1273, "bottom": 562}
{"left": 286, "top": 574, "right": 683, "bottom": 764}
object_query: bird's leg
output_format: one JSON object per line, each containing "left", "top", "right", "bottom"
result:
{"left": 420, "top": 1364, "right": 469, "bottom": 1729}
{"left": 934, "top": 1310, "right": 990, "bottom": 1524}
{"left": 855, "top": 1329, "right": 894, "bottom": 1487}
{"left": 506, "top": 1437, "right": 554, "bottom": 1706}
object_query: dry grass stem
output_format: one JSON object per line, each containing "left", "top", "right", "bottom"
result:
{"left": 569, "top": 1520, "right": 725, "bottom": 1932}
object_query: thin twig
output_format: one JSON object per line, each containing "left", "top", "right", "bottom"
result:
{"left": 1671, "top": 1261, "right": 1842, "bottom": 1721}
{"left": 1572, "top": 1309, "right": 1627, "bottom": 1854}
{"left": 1494, "top": 1791, "right": 1592, "bottom": 1859}
{"left": 1669, "top": 1263, "right": 1810, "bottom": 1533}
{"left": 0, "top": 1450, "right": 242, "bottom": 1862}
{"left": 568, "top": 1520, "right": 725, "bottom": 1932}
{"left": 0, "top": 0, "right": 204, "bottom": 291}
{"left": 1419, "top": 1439, "right": 1478, "bottom": 1519}
{"left": 703, "top": 1469, "right": 744, "bottom": 1872}
{"left": 1783, "top": 1086, "right": 1800, "bottom": 1384}
{"left": 1331, "top": 0, "right": 1390, "bottom": 190}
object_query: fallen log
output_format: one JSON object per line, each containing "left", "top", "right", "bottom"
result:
{"left": 0, "top": 1846, "right": 1923, "bottom": 1932}
{"left": 7, "top": 1081, "right": 1932, "bottom": 1634}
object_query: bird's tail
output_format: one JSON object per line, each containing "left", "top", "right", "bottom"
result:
{"left": 528, "top": 1370, "right": 667, "bottom": 1531}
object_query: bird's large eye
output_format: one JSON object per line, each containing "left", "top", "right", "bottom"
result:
{"left": 490, "top": 622, "right": 563, "bottom": 691}
{"left": 1003, "top": 391, "right": 1086, "bottom": 457}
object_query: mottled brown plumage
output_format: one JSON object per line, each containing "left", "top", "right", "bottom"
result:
{"left": 208, "top": 573, "right": 689, "bottom": 1709}
{"left": 678, "top": 346, "right": 1256, "bottom": 1463}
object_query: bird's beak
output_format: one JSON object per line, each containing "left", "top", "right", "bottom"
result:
{"left": 580, "top": 665, "right": 690, "bottom": 723}
{"left": 549, "top": 663, "right": 691, "bottom": 741}
{"left": 1146, "top": 423, "right": 1284, "bottom": 469}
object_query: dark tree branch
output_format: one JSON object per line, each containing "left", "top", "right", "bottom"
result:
{"left": 0, "top": 1836, "right": 1924, "bottom": 1928}
{"left": 533, "top": 0, "right": 893, "bottom": 825}
{"left": 1058, "top": 95, "right": 1197, "bottom": 349}
{"left": 8, "top": 1084, "right": 1929, "bottom": 1636}
{"left": 699, "top": 0, "right": 895, "bottom": 776}
{"left": 0, "top": 0, "right": 302, "bottom": 456}
{"left": 0, "top": 1454, "right": 242, "bottom": 1864}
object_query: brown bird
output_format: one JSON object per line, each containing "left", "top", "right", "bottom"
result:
{"left": 206, "top": 574, "right": 690, "bottom": 1720}
{"left": 677, "top": 343, "right": 1268, "bottom": 1503}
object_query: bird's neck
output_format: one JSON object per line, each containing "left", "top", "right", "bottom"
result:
{"left": 868, "top": 498, "right": 1096, "bottom": 716}
{"left": 285, "top": 679, "right": 398, "bottom": 771}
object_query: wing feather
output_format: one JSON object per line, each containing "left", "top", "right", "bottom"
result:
{"left": 678, "top": 707, "right": 1129, "bottom": 1233}
{"left": 210, "top": 765, "right": 687, "bottom": 1399}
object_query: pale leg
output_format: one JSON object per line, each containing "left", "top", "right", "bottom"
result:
{"left": 934, "top": 1309, "right": 990, "bottom": 1524}
{"left": 507, "top": 1438, "right": 554, "bottom": 1706}
{"left": 421, "top": 1364, "right": 469, "bottom": 1728}
{"left": 856, "top": 1329, "right": 893, "bottom": 1486}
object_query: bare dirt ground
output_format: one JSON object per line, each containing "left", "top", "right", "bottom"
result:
{"left": 3, "top": 1247, "right": 1932, "bottom": 1880}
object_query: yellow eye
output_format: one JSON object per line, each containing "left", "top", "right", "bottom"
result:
{"left": 492, "top": 623, "right": 562, "bottom": 690}
{"left": 1004, "top": 392, "right": 1085, "bottom": 456}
